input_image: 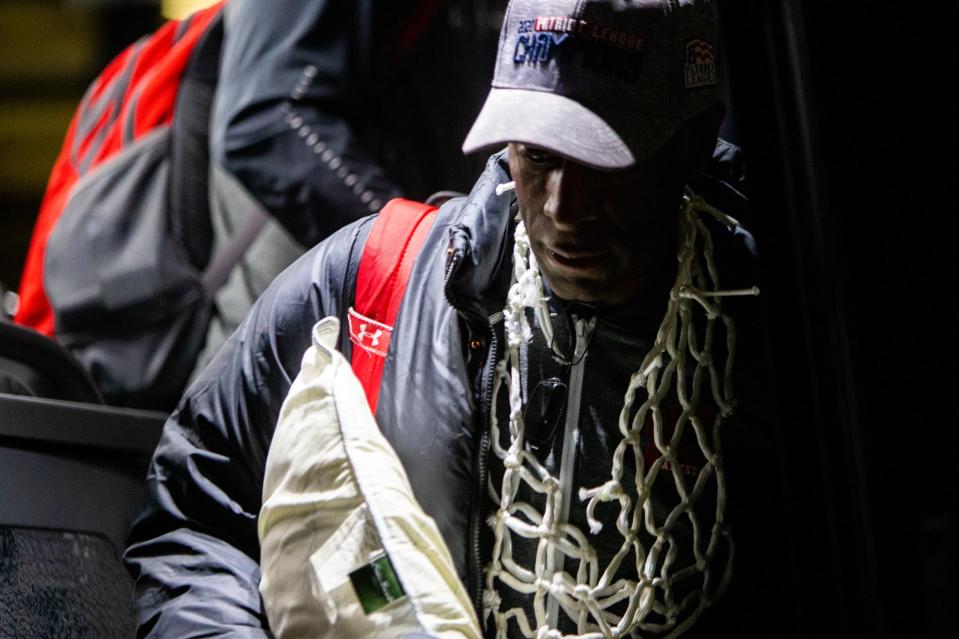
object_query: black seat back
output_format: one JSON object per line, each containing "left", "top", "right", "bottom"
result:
{"left": 0, "top": 527, "right": 137, "bottom": 639}
{"left": 0, "top": 393, "right": 165, "bottom": 638}
{"left": 0, "top": 321, "right": 102, "bottom": 403}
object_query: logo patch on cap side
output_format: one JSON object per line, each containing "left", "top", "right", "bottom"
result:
{"left": 684, "top": 38, "right": 717, "bottom": 88}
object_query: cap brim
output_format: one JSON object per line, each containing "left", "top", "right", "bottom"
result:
{"left": 462, "top": 88, "right": 681, "bottom": 170}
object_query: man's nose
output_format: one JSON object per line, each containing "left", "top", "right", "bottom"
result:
{"left": 543, "top": 161, "right": 599, "bottom": 230}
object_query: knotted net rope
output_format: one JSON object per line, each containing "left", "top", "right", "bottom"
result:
{"left": 483, "top": 191, "right": 758, "bottom": 639}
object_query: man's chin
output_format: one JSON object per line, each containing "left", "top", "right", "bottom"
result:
{"left": 540, "top": 271, "right": 616, "bottom": 304}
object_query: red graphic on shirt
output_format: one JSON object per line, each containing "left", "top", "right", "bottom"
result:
{"left": 640, "top": 402, "right": 719, "bottom": 478}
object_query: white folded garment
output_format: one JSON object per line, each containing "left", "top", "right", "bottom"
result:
{"left": 259, "top": 317, "right": 481, "bottom": 639}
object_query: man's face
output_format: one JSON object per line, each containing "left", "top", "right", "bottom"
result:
{"left": 508, "top": 135, "right": 692, "bottom": 305}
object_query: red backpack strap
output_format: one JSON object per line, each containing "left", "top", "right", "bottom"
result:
{"left": 349, "top": 198, "right": 439, "bottom": 413}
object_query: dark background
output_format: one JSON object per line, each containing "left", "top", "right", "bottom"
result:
{"left": 719, "top": 1, "right": 958, "bottom": 636}
{"left": 1, "top": 1, "right": 956, "bottom": 637}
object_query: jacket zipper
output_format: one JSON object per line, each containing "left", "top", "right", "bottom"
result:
{"left": 470, "top": 321, "right": 497, "bottom": 616}
{"left": 442, "top": 238, "right": 498, "bottom": 618}
{"left": 546, "top": 316, "right": 591, "bottom": 628}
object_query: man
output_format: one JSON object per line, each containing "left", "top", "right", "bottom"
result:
{"left": 125, "top": 0, "right": 770, "bottom": 636}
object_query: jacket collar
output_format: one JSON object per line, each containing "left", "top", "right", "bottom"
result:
{"left": 443, "top": 150, "right": 515, "bottom": 320}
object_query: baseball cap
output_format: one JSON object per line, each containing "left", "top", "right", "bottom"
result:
{"left": 462, "top": 0, "right": 720, "bottom": 170}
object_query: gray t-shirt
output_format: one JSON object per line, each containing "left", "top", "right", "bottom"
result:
{"left": 482, "top": 287, "right": 729, "bottom": 637}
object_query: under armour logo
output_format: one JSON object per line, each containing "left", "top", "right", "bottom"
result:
{"left": 357, "top": 324, "right": 383, "bottom": 347}
{"left": 348, "top": 307, "right": 392, "bottom": 358}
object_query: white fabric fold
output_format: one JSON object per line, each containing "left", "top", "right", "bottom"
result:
{"left": 259, "top": 317, "right": 481, "bottom": 639}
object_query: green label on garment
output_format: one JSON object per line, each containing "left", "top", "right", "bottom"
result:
{"left": 349, "top": 552, "right": 406, "bottom": 614}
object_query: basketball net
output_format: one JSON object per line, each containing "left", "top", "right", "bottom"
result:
{"left": 483, "top": 190, "right": 758, "bottom": 638}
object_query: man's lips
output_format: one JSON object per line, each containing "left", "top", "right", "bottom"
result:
{"left": 545, "top": 246, "right": 610, "bottom": 270}
{"left": 547, "top": 242, "right": 607, "bottom": 258}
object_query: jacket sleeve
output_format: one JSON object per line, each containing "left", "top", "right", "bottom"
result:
{"left": 124, "top": 219, "right": 370, "bottom": 637}
{"left": 211, "top": 0, "right": 401, "bottom": 247}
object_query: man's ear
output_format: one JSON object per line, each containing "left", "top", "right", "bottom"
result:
{"left": 681, "top": 102, "right": 726, "bottom": 176}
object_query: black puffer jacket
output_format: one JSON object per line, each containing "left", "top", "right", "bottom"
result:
{"left": 124, "top": 149, "right": 772, "bottom": 637}
{"left": 213, "top": 0, "right": 505, "bottom": 247}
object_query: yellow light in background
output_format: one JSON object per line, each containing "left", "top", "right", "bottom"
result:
{"left": 162, "top": 0, "right": 220, "bottom": 20}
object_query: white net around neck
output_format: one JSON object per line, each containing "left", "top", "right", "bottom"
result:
{"left": 483, "top": 192, "right": 758, "bottom": 639}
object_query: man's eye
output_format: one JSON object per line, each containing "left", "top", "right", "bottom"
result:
{"left": 524, "top": 147, "right": 558, "bottom": 166}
